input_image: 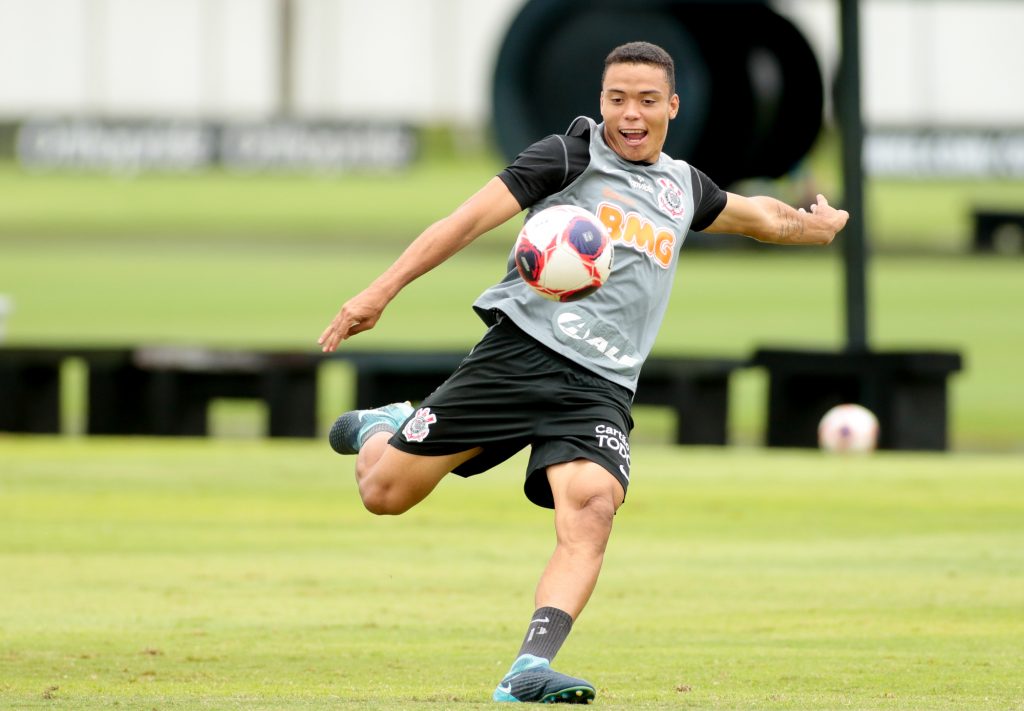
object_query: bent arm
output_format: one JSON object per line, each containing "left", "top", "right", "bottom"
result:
{"left": 703, "top": 193, "right": 849, "bottom": 246}
{"left": 319, "top": 177, "right": 523, "bottom": 352}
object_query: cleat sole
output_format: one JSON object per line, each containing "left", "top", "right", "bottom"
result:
{"left": 539, "top": 685, "right": 595, "bottom": 704}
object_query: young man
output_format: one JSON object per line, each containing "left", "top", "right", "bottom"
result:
{"left": 319, "top": 42, "right": 848, "bottom": 704}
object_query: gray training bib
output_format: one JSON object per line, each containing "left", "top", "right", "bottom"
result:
{"left": 473, "top": 116, "right": 697, "bottom": 393}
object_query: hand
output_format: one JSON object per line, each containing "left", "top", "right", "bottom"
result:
{"left": 800, "top": 194, "right": 850, "bottom": 240}
{"left": 317, "top": 288, "right": 388, "bottom": 353}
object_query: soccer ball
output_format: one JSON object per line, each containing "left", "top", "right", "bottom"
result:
{"left": 514, "top": 205, "right": 613, "bottom": 301}
{"left": 818, "top": 403, "right": 880, "bottom": 453}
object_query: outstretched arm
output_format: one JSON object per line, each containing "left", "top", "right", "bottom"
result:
{"left": 703, "top": 193, "right": 849, "bottom": 246}
{"left": 318, "top": 177, "right": 523, "bottom": 352}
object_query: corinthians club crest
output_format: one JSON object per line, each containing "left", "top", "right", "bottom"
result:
{"left": 402, "top": 407, "right": 437, "bottom": 443}
{"left": 656, "top": 178, "right": 686, "bottom": 219}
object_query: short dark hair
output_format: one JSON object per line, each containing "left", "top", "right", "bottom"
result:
{"left": 603, "top": 41, "right": 675, "bottom": 94}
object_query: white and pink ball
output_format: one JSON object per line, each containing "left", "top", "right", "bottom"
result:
{"left": 514, "top": 205, "right": 613, "bottom": 302}
{"left": 818, "top": 403, "right": 880, "bottom": 453}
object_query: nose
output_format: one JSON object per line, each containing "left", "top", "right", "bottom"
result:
{"left": 623, "top": 100, "right": 642, "bottom": 119}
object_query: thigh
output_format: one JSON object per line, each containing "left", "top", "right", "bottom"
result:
{"left": 363, "top": 443, "right": 483, "bottom": 514}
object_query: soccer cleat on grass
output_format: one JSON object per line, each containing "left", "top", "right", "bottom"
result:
{"left": 493, "top": 654, "right": 595, "bottom": 704}
{"left": 328, "top": 401, "right": 414, "bottom": 455}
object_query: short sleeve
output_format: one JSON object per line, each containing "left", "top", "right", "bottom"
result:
{"left": 688, "top": 166, "right": 728, "bottom": 231}
{"left": 497, "top": 135, "right": 590, "bottom": 210}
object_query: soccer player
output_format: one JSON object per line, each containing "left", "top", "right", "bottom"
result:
{"left": 319, "top": 41, "right": 848, "bottom": 704}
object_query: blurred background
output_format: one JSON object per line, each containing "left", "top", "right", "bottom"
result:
{"left": 0, "top": 0, "right": 1021, "bottom": 451}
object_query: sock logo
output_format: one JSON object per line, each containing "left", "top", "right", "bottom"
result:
{"left": 526, "top": 616, "right": 551, "bottom": 642}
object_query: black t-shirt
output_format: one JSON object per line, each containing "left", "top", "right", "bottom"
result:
{"left": 498, "top": 134, "right": 728, "bottom": 232}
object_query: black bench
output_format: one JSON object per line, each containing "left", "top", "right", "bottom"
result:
{"left": 973, "top": 210, "right": 1024, "bottom": 254}
{"left": 0, "top": 345, "right": 320, "bottom": 437}
{"left": 752, "top": 348, "right": 963, "bottom": 450}
{"left": 103, "top": 347, "right": 322, "bottom": 437}
{"left": 1, "top": 345, "right": 966, "bottom": 450}
{"left": 0, "top": 346, "right": 132, "bottom": 433}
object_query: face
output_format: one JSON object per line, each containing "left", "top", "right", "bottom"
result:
{"left": 600, "top": 62, "right": 679, "bottom": 164}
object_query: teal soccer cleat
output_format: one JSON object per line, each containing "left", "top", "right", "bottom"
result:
{"left": 493, "top": 654, "right": 595, "bottom": 704}
{"left": 328, "top": 401, "right": 414, "bottom": 455}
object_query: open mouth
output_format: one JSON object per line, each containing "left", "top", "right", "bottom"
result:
{"left": 620, "top": 128, "right": 647, "bottom": 146}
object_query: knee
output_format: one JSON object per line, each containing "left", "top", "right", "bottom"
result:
{"left": 579, "top": 494, "right": 617, "bottom": 543}
{"left": 548, "top": 460, "right": 624, "bottom": 524}
{"left": 559, "top": 493, "right": 617, "bottom": 553}
{"left": 358, "top": 479, "right": 410, "bottom": 516}
{"left": 579, "top": 492, "right": 617, "bottom": 525}
{"left": 354, "top": 458, "right": 402, "bottom": 516}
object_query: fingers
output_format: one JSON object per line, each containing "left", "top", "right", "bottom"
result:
{"left": 320, "top": 329, "right": 348, "bottom": 353}
{"left": 317, "top": 321, "right": 336, "bottom": 344}
{"left": 318, "top": 325, "right": 340, "bottom": 353}
{"left": 318, "top": 313, "right": 358, "bottom": 353}
{"left": 318, "top": 303, "right": 381, "bottom": 352}
{"left": 808, "top": 194, "right": 832, "bottom": 215}
{"left": 807, "top": 194, "right": 851, "bottom": 234}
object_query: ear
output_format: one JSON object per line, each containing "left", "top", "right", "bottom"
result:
{"left": 669, "top": 93, "right": 680, "bottom": 119}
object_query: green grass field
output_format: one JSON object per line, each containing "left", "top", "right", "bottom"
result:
{"left": 1, "top": 438, "right": 1022, "bottom": 710}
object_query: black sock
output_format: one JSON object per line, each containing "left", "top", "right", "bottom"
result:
{"left": 516, "top": 606, "right": 573, "bottom": 662}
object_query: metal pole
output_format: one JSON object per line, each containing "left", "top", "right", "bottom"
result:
{"left": 838, "top": 0, "right": 869, "bottom": 351}
{"left": 279, "top": 0, "right": 294, "bottom": 117}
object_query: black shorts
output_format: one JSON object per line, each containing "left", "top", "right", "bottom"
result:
{"left": 389, "top": 315, "right": 634, "bottom": 509}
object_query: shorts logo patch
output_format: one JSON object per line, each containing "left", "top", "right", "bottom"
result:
{"left": 402, "top": 407, "right": 437, "bottom": 443}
